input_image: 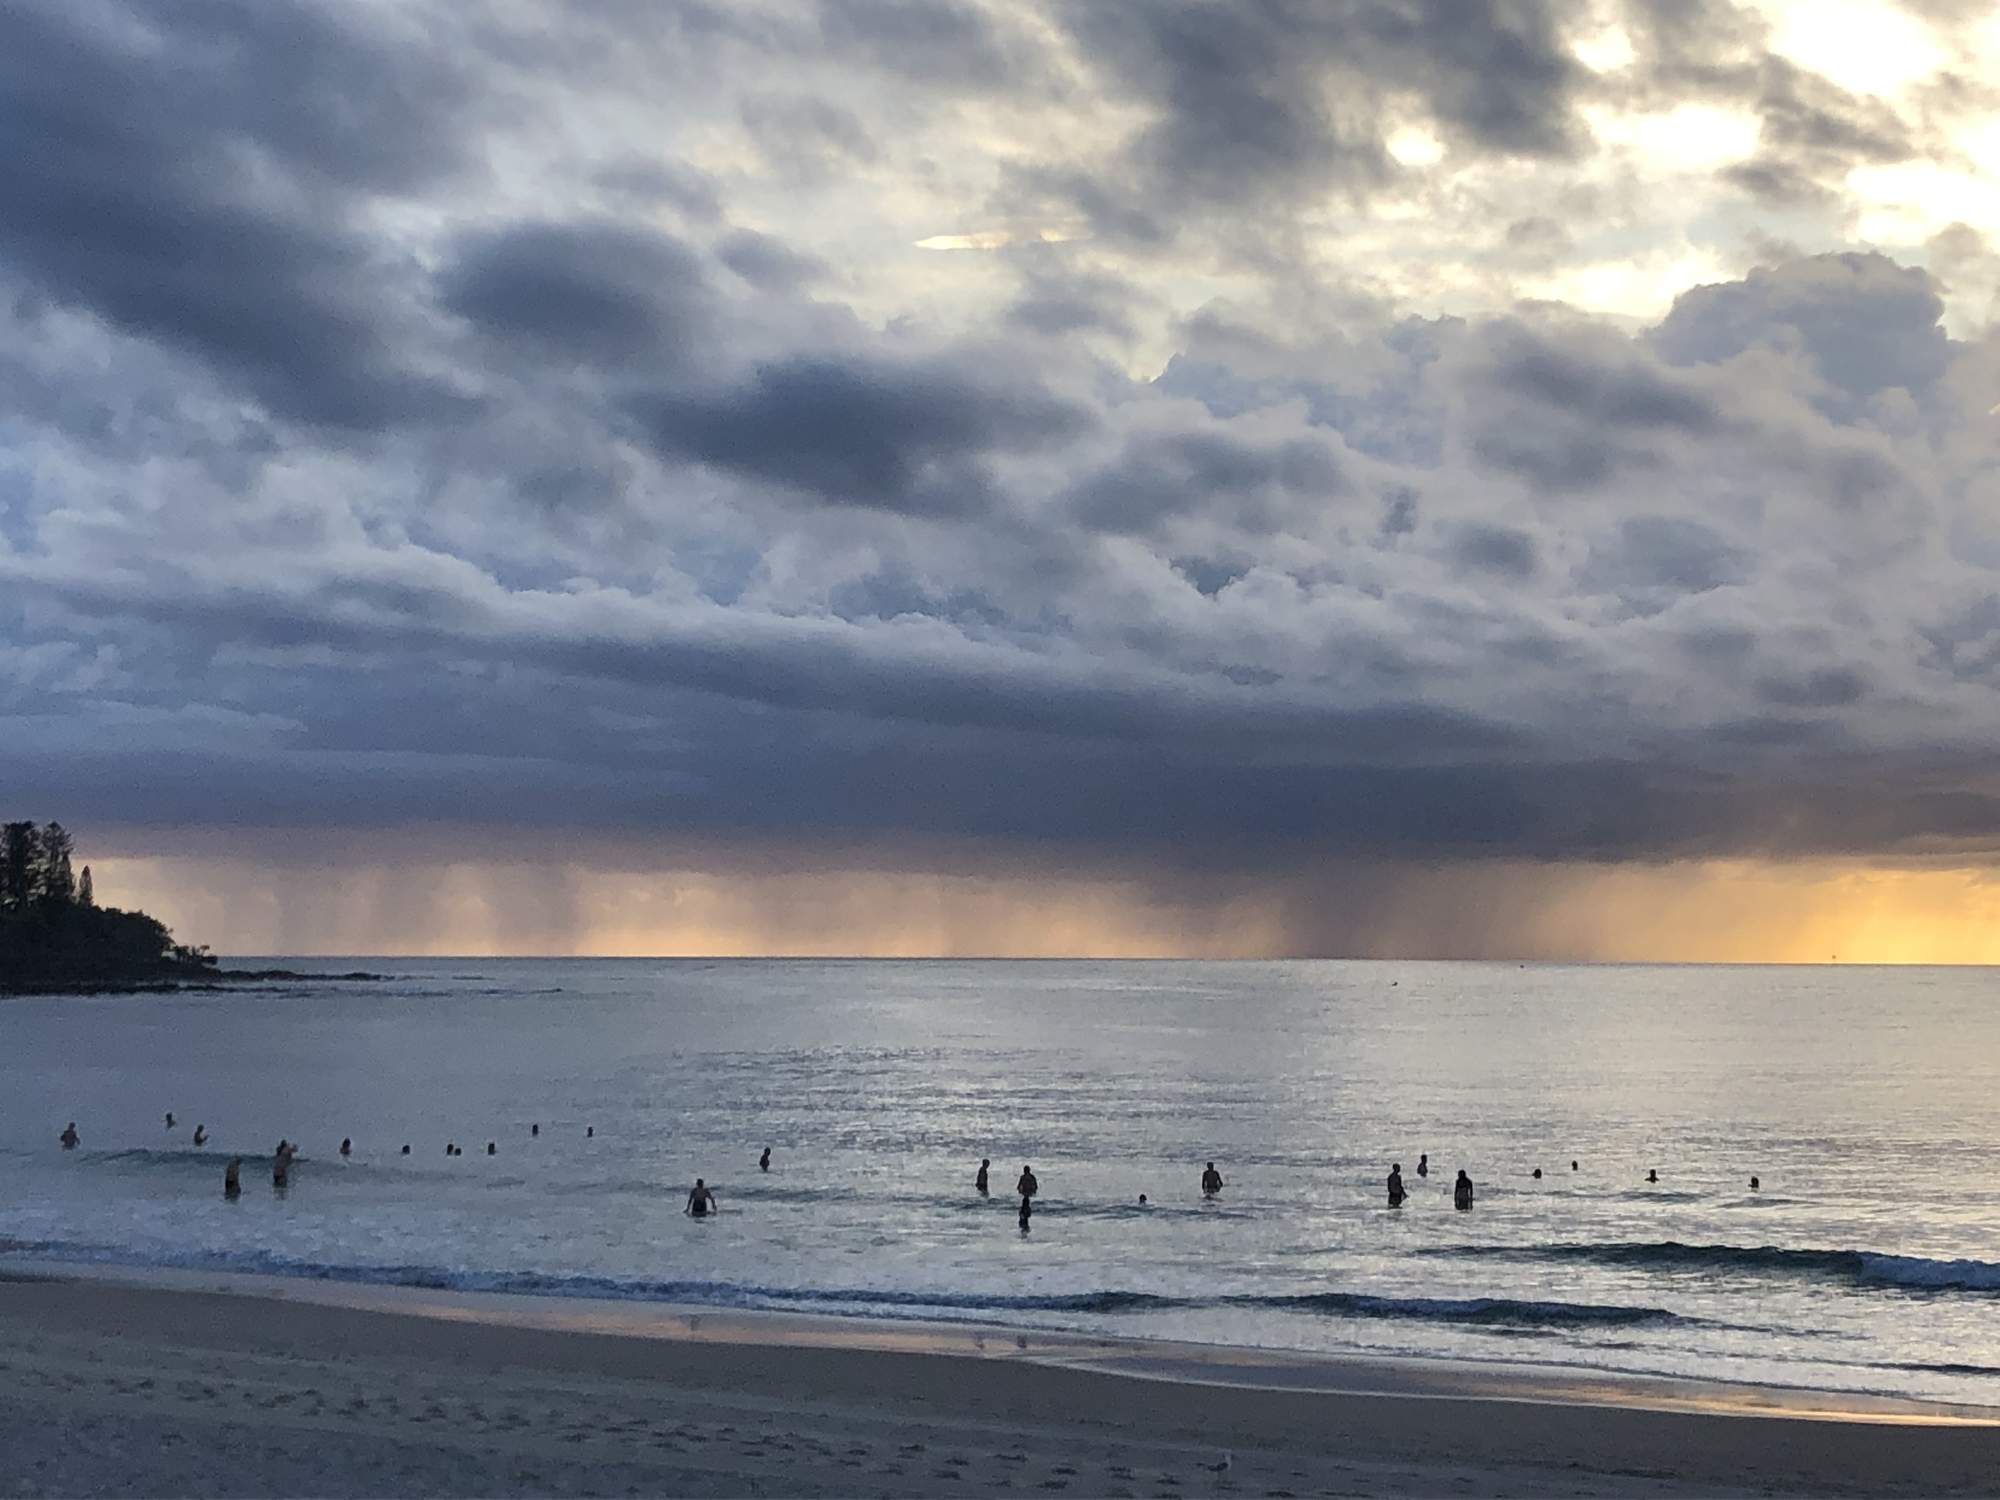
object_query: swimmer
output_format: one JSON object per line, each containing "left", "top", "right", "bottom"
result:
{"left": 1138, "top": 1193, "right": 1149, "bottom": 1205}
{"left": 586, "top": 1126, "right": 594, "bottom": 1138}
{"left": 446, "top": 1142, "right": 457, "bottom": 1156}
{"left": 975, "top": 1158, "right": 990, "bottom": 1194}
{"left": 224, "top": 1158, "right": 242, "bottom": 1200}
{"left": 1016, "top": 1165, "right": 1039, "bottom": 1200}
{"left": 1646, "top": 1169, "right": 1658, "bottom": 1184}
{"left": 401, "top": 1144, "right": 411, "bottom": 1155}
{"left": 1416, "top": 1153, "right": 1428, "bottom": 1178}
{"left": 192, "top": 1125, "right": 207, "bottom": 1147}
{"left": 1200, "top": 1161, "right": 1224, "bottom": 1196}
{"left": 1749, "top": 1175, "right": 1760, "bottom": 1190}
{"left": 273, "top": 1143, "right": 292, "bottom": 1188}
{"left": 486, "top": 1141, "right": 496, "bottom": 1155}
{"left": 1453, "top": 1170, "right": 1474, "bottom": 1210}
{"left": 686, "top": 1178, "right": 717, "bottom": 1217}
{"left": 339, "top": 1137, "right": 351, "bottom": 1158}
{"left": 1532, "top": 1167, "right": 1542, "bottom": 1179}
{"left": 531, "top": 1123, "right": 539, "bottom": 1137}
{"left": 60, "top": 1122, "right": 79, "bottom": 1150}
{"left": 759, "top": 1147, "right": 770, "bottom": 1172}
{"left": 1387, "top": 1163, "right": 1405, "bottom": 1206}
{"left": 1571, "top": 1160, "right": 1579, "bottom": 1171}
{"left": 164, "top": 1112, "right": 175, "bottom": 1129}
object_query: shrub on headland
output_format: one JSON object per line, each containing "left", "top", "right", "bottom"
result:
{"left": 0, "top": 821, "right": 216, "bottom": 991}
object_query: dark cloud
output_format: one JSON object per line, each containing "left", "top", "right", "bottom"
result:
{"left": 1461, "top": 321, "right": 1722, "bottom": 490}
{"left": 1035, "top": 0, "right": 1582, "bottom": 238}
{"left": 715, "top": 228, "right": 831, "bottom": 291}
{"left": 1069, "top": 429, "right": 1345, "bottom": 535}
{"left": 439, "top": 220, "right": 711, "bottom": 365}
{"left": 630, "top": 355, "right": 1091, "bottom": 515}
{"left": 0, "top": 1, "right": 470, "bottom": 428}
{"left": 1652, "top": 253, "right": 1952, "bottom": 405}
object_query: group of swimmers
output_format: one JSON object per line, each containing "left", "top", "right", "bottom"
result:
{"left": 61, "top": 1118, "right": 1759, "bottom": 1222}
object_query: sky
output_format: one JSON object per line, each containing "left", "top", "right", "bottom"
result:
{"left": 4, "top": 0, "right": 1999, "bottom": 960}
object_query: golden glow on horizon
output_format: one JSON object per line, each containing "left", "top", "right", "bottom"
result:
{"left": 88, "top": 854, "right": 2000, "bottom": 964}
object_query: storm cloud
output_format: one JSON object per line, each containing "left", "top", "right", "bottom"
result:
{"left": 2, "top": 0, "right": 1998, "bottom": 953}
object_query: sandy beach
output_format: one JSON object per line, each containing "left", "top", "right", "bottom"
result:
{"left": 0, "top": 1266, "right": 1995, "bottom": 1497}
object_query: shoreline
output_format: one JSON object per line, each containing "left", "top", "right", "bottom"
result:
{"left": 10, "top": 1256, "right": 1998, "bottom": 1425}
{"left": 3, "top": 1262, "right": 1998, "bottom": 1496}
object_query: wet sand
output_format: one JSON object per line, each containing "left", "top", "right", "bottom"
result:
{"left": 1, "top": 1265, "right": 1996, "bottom": 1496}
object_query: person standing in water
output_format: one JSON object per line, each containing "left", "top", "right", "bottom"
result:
{"left": 59, "top": 1123, "right": 79, "bottom": 1150}
{"left": 686, "top": 1178, "right": 717, "bottom": 1217}
{"left": 339, "top": 1138, "right": 351, "bottom": 1158}
{"left": 1016, "top": 1164, "right": 1039, "bottom": 1200}
{"left": 1387, "top": 1163, "right": 1406, "bottom": 1206}
{"left": 1200, "top": 1162, "right": 1224, "bottom": 1196}
{"left": 531, "top": 1123, "right": 539, "bottom": 1137}
{"left": 975, "top": 1158, "right": 990, "bottom": 1195}
{"left": 224, "top": 1159, "right": 242, "bottom": 1200}
{"left": 1018, "top": 1193, "right": 1033, "bottom": 1231}
{"left": 192, "top": 1125, "right": 207, "bottom": 1147}
{"left": 164, "top": 1112, "right": 175, "bottom": 1130}
{"left": 1646, "top": 1169, "right": 1658, "bottom": 1184}
{"left": 1453, "top": 1170, "right": 1474, "bottom": 1209}
{"left": 273, "top": 1141, "right": 295, "bottom": 1189}
{"left": 1416, "top": 1154, "right": 1428, "bottom": 1178}
{"left": 759, "top": 1147, "right": 771, "bottom": 1172}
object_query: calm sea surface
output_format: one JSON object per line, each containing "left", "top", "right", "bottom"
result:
{"left": 5, "top": 959, "right": 2000, "bottom": 1403}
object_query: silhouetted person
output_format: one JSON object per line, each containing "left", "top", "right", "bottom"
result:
{"left": 1646, "top": 1169, "right": 1658, "bottom": 1184}
{"left": 446, "top": 1142, "right": 457, "bottom": 1156}
{"left": 586, "top": 1126, "right": 594, "bottom": 1138}
{"left": 224, "top": 1158, "right": 242, "bottom": 1200}
{"left": 1201, "top": 1162, "right": 1224, "bottom": 1196}
{"left": 339, "top": 1138, "right": 352, "bottom": 1158}
{"left": 1571, "top": 1160, "right": 1579, "bottom": 1171}
{"left": 686, "top": 1178, "right": 716, "bottom": 1217}
{"left": 1018, "top": 1194, "right": 1033, "bottom": 1231}
{"left": 164, "top": 1112, "right": 175, "bottom": 1129}
{"left": 975, "top": 1158, "right": 990, "bottom": 1195}
{"left": 531, "top": 1123, "right": 539, "bottom": 1137}
{"left": 1453, "top": 1170, "right": 1473, "bottom": 1210}
{"left": 1416, "top": 1154, "right": 1428, "bottom": 1178}
{"left": 192, "top": 1125, "right": 207, "bottom": 1147}
{"left": 1138, "top": 1193, "right": 1149, "bottom": 1206}
{"left": 1387, "top": 1164, "right": 1406, "bottom": 1206}
{"left": 759, "top": 1147, "right": 771, "bottom": 1172}
{"left": 486, "top": 1141, "right": 496, "bottom": 1155}
{"left": 273, "top": 1142, "right": 294, "bottom": 1188}
{"left": 1017, "top": 1165, "right": 1038, "bottom": 1199}
{"left": 60, "top": 1123, "right": 79, "bottom": 1150}
{"left": 1532, "top": 1167, "right": 1542, "bottom": 1179}
{"left": 401, "top": 1144, "right": 411, "bottom": 1155}
{"left": 1750, "top": 1175, "right": 1760, "bottom": 1190}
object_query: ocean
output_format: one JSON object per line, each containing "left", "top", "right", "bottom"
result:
{"left": 5, "top": 958, "right": 2000, "bottom": 1405}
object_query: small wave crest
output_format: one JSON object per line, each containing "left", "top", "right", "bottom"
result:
{"left": 1419, "top": 1242, "right": 2000, "bottom": 1292}
{"left": 0, "top": 1237, "right": 1687, "bottom": 1329}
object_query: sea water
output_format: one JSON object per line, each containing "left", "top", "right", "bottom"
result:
{"left": 4, "top": 959, "right": 2000, "bottom": 1405}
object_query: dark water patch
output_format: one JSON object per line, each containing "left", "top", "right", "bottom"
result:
{"left": 1419, "top": 1242, "right": 2000, "bottom": 1292}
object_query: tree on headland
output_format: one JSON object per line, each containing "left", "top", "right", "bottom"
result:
{"left": 1, "top": 822, "right": 35, "bottom": 912}
{"left": 39, "top": 822, "right": 76, "bottom": 907}
{"left": 0, "top": 822, "right": 216, "bottom": 991}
